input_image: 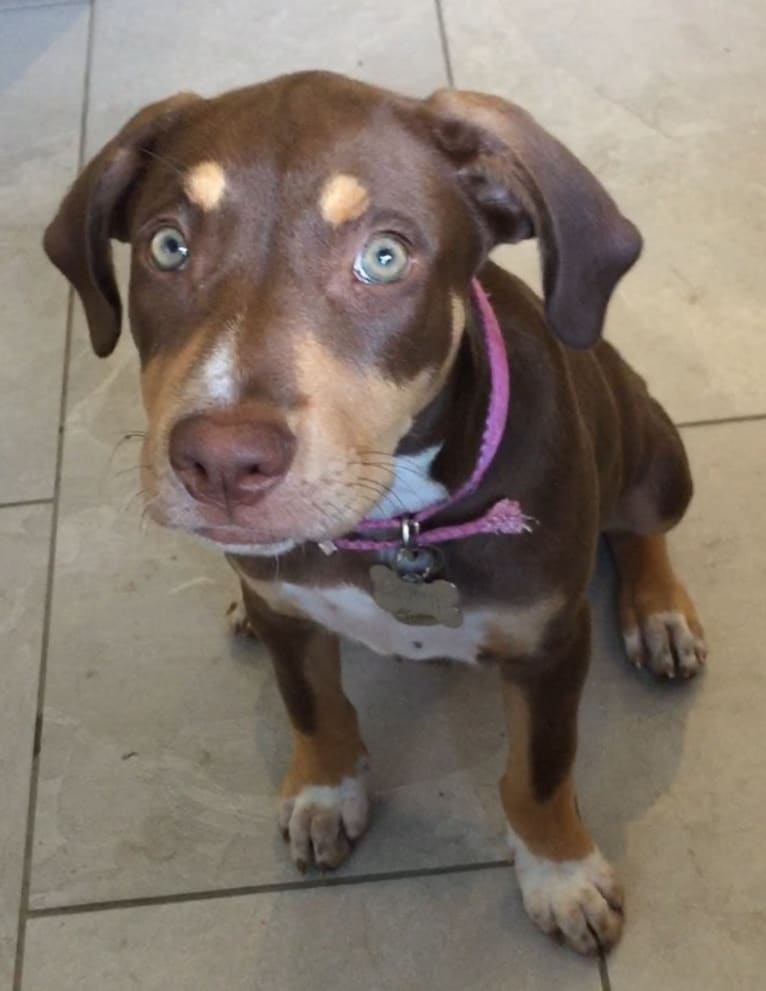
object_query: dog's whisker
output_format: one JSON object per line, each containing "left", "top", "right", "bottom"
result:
{"left": 354, "top": 477, "right": 408, "bottom": 516}
{"left": 108, "top": 431, "right": 147, "bottom": 467}
{"left": 124, "top": 487, "right": 150, "bottom": 515}
{"left": 357, "top": 453, "right": 431, "bottom": 482}
{"left": 139, "top": 496, "right": 161, "bottom": 533}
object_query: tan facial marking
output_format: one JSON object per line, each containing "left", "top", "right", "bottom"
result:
{"left": 184, "top": 161, "right": 227, "bottom": 211}
{"left": 440, "top": 290, "right": 467, "bottom": 380}
{"left": 319, "top": 173, "right": 370, "bottom": 227}
{"left": 293, "top": 334, "right": 434, "bottom": 486}
{"left": 450, "top": 292, "right": 466, "bottom": 337}
{"left": 141, "top": 328, "right": 209, "bottom": 426}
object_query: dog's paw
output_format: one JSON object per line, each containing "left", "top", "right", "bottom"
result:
{"left": 623, "top": 608, "right": 707, "bottom": 680}
{"left": 279, "top": 763, "right": 370, "bottom": 872}
{"left": 508, "top": 830, "right": 624, "bottom": 954}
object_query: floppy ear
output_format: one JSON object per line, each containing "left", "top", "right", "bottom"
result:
{"left": 43, "top": 92, "right": 201, "bottom": 357}
{"left": 424, "top": 89, "right": 642, "bottom": 349}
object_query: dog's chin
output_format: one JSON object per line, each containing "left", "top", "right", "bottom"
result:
{"left": 187, "top": 527, "right": 297, "bottom": 557}
{"left": 146, "top": 486, "right": 380, "bottom": 557}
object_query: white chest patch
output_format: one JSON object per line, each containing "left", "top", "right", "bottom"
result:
{"left": 281, "top": 582, "right": 483, "bottom": 662}
{"left": 243, "top": 577, "right": 562, "bottom": 665}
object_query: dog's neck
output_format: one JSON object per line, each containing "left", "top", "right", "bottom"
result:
{"left": 330, "top": 277, "right": 533, "bottom": 553}
{"left": 386, "top": 288, "right": 496, "bottom": 515}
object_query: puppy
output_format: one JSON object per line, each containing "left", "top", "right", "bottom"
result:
{"left": 44, "top": 71, "right": 706, "bottom": 953}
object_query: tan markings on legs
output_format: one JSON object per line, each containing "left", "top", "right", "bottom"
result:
{"left": 500, "top": 680, "right": 592, "bottom": 862}
{"left": 499, "top": 671, "right": 624, "bottom": 953}
{"left": 282, "top": 631, "right": 368, "bottom": 792}
{"left": 319, "top": 173, "right": 370, "bottom": 226}
{"left": 240, "top": 580, "right": 369, "bottom": 871}
{"left": 611, "top": 531, "right": 707, "bottom": 679}
{"left": 278, "top": 629, "right": 369, "bottom": 871}
{"left": 184, "top": 161, "right": 227, "bottom": 211}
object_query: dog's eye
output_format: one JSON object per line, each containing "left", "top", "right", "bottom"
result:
{"left": 353, "top": 234, "right": 410, "bottom": 285}
{"left": 150, "top": 227, "right": 189, "bottom": 271}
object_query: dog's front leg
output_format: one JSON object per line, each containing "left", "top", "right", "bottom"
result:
{"left": 240, "top": 583, "right": 370, "bottom": 873}
{"left": 499, "top": 604, "right": 624, "bottom": 954}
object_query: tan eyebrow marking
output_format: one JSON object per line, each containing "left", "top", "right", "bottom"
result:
{"left": 184, "top": 161, "right": 227, "bottom": 211}
{"left": 319, "top": 173, "right": 370, "bottom": 227}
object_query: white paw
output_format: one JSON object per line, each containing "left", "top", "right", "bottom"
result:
{"left": 508, "top": 828, "right": 624, "bottom": 954}
{"left": 279, "top": 763, "right": 370, "bottom": 872}
{"left": 624, "top": 609, "right": 707, "bottom": 679}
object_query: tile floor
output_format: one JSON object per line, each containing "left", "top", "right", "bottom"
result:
{"left": 2, "top": 0, "right": 764, "bottom": 988}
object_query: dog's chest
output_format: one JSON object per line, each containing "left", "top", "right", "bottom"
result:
{"left": 275, "top": 581, "right": 487, "bottom": 662}
{"left": 250, "top": 579, "right": 559, "bottom": 664}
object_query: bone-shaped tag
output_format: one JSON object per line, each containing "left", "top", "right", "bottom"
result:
{"left": 369, "top": 565, "right": 463, "bottom": 628}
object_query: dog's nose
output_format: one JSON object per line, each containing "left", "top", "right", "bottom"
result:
{"left": 169, "top": 414, "right": 295, "bottom": 507}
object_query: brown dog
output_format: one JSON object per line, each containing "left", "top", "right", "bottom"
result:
{"left": 44, "top": 71, "right": 706, "bottom": 954}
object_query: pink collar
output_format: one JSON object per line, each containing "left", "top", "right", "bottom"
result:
{"left": 332, "top": 279, "right": 531, "bottom": 552}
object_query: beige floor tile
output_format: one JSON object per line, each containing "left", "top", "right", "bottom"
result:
{"left": 0, "top": 2, "right": 84, "bottom": 10}
{"left": 0, "top": 504, "right": 51, "bottom": 988}
{"left": 84, "top": 0, "right": 447, "bottom": 154}
{"left": 23, "top": 869, "right": 600, "bottom": 991}
{"left": 600, "top": 419, "right": 765, "bottom": 990}
{"left": 443, "top": 0, "right": 766, "bottom": 424}
{"left": 0, "top": 1, "right": 88, "bottom": 245}
{"left": 0, "top": 4, "right": 88, "bottom": 502}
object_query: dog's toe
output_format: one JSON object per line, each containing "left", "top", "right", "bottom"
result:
{"left": 624, "top": 609, "right": 707, "bottom": 680}
{"left": 279, "top": 768, "right": 369, "bottom": 872}
{"left": 510, "top": 836, "right": 624, "bottom": 954}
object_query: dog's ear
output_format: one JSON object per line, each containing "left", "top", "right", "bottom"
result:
{"left": 43, "top": 92, "right": 201, "bottom": 357}
{"left": 424, "top": 89, "right": 642, "bottom": 349}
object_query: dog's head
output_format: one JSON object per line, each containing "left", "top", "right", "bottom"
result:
{"left": 44, "top": 71, "right": 640, "bottom": 553}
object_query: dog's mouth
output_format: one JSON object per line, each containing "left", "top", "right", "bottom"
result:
{"left": 146, "top": 465, "right": 390, "bottom": 555}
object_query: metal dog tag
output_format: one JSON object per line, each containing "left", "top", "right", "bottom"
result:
{"left": 368, "top": 516, "right": 463, "bottom": 628}
{"left": 369, "top": 565, "right": 463, "bottom": 627}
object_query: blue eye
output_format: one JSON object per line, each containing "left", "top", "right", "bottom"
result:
{"left": 150, "top": 227, "right": 189, "bottom": 271}
{"left": 353, "top": 234, "right": 410, "bottom": 285}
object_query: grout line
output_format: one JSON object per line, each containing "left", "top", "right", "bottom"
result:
{"left": 12, "top": 3, "right": 95, "bottom": 988}
{"left": 27, "top": 860, "right": 510, "bottom": 919}
{"left": 0, "top": 498, "right": 55, "bottom": 511}
{"left": 434, "top": 0, "right": 455, "bottom": 87}
{"left": 0, "top": 0, "right": 88, "bottom": 13}
{"left": 675, "top": 411, "right": 766, "bottom": 431}
{"left": 597, "top": 951, "right": 613, "bottom": 991}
